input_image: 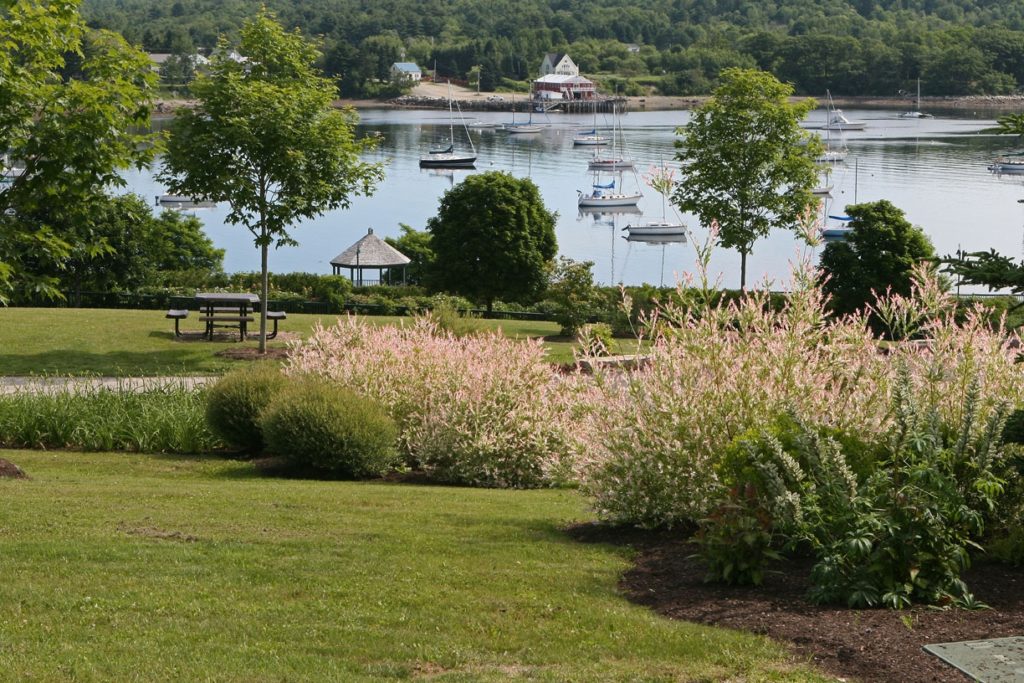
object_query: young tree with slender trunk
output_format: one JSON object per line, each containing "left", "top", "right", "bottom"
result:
{"left": 160, "top": 11, "right": 384, "bottom": 352}
{"left": 673, "top": 68, "right": 820, "bottom": 288}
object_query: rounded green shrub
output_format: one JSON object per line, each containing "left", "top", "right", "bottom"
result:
{"left": 205, "top": 363, "right": 288, "bottom": 454}
{"left": 260, "top": 380, "right": 399, "bottom": 477}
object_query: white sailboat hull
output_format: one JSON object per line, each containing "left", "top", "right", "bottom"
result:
{"left": 419, "top": 153, "right": 476, "bottom": 168}
{"left": 588, "top": 158, "right": 634, "bottom": 170}
{"left": 578, "top": 192, "right": 642, "bottom": 208}
{"left": 573, "top": 135, "right": 609, "bottom": 146}
{"left": 624, "top": 220, "right": 686, "bottom": 237}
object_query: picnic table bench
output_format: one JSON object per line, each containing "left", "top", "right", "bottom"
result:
{"left": 166, "top": 296, "right": 287, "bottom": 340}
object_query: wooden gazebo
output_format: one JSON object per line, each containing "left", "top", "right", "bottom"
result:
{"left": 330, "top": 228, "right": 411, "bottom": 286}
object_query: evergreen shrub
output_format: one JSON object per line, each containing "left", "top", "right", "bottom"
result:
{"left": 205, "top": 363, "right": 287, "bottom": 454}
{"left": 260, "top": 380, "right": 399, "bottom": 477}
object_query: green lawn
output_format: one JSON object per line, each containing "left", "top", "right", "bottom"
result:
{"left": 0, "top": 308, "right": 585, "bottom": 375}
{"left": 0, "top": 450, "right": 829, "bottom": 682}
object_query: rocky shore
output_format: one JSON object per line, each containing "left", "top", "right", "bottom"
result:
{"left": 158, "top": 82, "right": 1024, "bottom": 117}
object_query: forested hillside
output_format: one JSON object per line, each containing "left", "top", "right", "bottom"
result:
{"left": 82, "top": 0, "right": 1024, "bottom": 96}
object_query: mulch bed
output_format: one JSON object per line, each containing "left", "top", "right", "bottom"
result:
{"left": 569, "top": 524, "right": 1024, "bottom": 683}
{"left": 0, "top": 458, "right": 27, "bottom": 479}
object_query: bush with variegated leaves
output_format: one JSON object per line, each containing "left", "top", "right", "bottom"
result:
{"left": 286, "top": 316, "right": 594, "bottom": 488}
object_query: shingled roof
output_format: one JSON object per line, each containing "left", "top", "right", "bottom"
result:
{"left": 330, "top": 228, "right": 411, "bottom": 268}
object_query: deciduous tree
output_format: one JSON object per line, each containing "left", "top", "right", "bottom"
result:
{"left": 160, "top": 11, "right": 384, "bottom": 352}
{"left": 0, "top": 0, "right": 159, "bottom": 302}
{"left": 427, "top": 171, "right": 557, "bottom": 312}
{"left": 672, "top": 68, "right": 820, "bottom": 288}
{"left": 819, "top": 199, "right": 935, "bottom": 317}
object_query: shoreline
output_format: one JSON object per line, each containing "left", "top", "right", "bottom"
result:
{"left": 156, "top": 92, "right": 1024, "bottom": 118}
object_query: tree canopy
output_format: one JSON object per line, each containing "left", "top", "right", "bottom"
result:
{"left": 159, "top": 10, "right": 384, "bottom": 351}
{"left": 11, "top": 193, "right": 223, "bottom": 304}
{"left": 426, "top": 171, "right": 557, "bottom": 312}
{"left": 673, "top": 68, "right": 820, "bottom": 288}
{"left": 940, "top": 248, "right": 1024, "bottom": 318}
{"left": 82, "top": 0, "right": 1024, "bottom": 97}
{"left": 0, "top": 0, "right": 159, "bottom": 302}
{"left": 819, "top": 199, "right": 936, "bottom": 317}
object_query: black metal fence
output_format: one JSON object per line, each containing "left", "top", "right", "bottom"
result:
{"left": 12, "top": 291, "right": 553, "bottom": 321}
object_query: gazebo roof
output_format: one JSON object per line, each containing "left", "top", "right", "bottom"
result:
{"left": 330, "top": 228, "right": 411, "bottom": 268}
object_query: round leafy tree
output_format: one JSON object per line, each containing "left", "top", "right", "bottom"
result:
{"left": 427, "top": 171, "right": 557, "bottom": 312}
{"left": 819, "top": 199, "right": 935, "bottom": 317}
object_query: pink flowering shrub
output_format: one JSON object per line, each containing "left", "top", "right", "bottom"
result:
{"left": 584, "top": 240, "right": 1024, "bottom": 528}
{"left": 285, "top": 316, "right": 593, "bottom": 488}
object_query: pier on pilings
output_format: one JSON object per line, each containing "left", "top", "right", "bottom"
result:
{"left": 388, "top": 95, "right": 630, "bottom": 113}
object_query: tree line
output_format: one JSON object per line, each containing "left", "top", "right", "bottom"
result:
{"left": 82, "top": 0, "right": 1024, "bottom": 96}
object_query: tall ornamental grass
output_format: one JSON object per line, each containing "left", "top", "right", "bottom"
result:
{"left": 286, "top": 316, "right": 594, "bottom": 488}
{"left": 0, "top": 382, "right": 218, "bottom": 453}
{"left": 584, "top": 238, "right": 1024, "bottom": 528}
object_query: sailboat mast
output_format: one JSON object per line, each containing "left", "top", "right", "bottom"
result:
{"left": 447, "top": 81, "right": 455, "bottom": 146}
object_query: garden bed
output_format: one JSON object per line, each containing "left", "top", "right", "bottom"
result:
{"left": 581, "top": 526, "right": 1024, "bottom": 683}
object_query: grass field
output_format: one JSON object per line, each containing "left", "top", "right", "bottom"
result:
{"left": 0, "top": 308, "right": 592, "bottom": 375}
{"left": 0, "top": 450, "right": 828, "bottom": 682}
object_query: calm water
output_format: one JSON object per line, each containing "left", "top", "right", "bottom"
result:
{"left": 125, "top": 108, "right": 1023, "bottom": 290}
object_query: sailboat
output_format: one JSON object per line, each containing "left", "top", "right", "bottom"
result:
{"left": 624, "top": 161, "right": 686, "bottom": 238}
{"left": 814, "top": 94, "right": 849, "bottom": 163}
{"left": 577, "top": 175, "right": 641, "bottom": 208}
{"left": 898, "top": 79, "right": 933, "bottom": 119}
{"left": 573, "top": 101, "right": 609, "bottom": 146}
{"left": 588, "top": 103, "right": 634, "bottom": 170}
{"left": 419, "top": 82, "right": 477, "bottom": 168}
{"left": 579, "top": 142, "right": 642, "bottom": 208}
{"left": 504, "top": 93, "right": 542, "bottom": 134}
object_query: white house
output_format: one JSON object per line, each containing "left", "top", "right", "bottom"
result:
{"left": 539, "top": 53, "right": 579, "bottom": 77}
{"left": 390, "top": 62, "right": 422, "bottom": 82}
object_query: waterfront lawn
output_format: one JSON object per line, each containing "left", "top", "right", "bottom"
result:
{"left": 0, "top": 308, "right": 581, "bottom": 375}
{"left": 0, "top": 450, "right": 827, "bottom": 682}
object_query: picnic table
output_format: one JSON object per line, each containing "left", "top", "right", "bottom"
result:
{"left": 195, "top": 292, "right": 259, "bottom": 341}
{"left": 166, "top": 293, "right": 287, "bottom": 340}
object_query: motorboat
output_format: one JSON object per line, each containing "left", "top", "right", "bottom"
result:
{"left": 823, "top": 110, "right": 867, "bottom": 131}
{"left": 989, "top": 156, "right": 1024, "bottom": 174}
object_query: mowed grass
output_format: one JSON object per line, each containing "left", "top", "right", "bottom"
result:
{"left": 0, "top": 450, "right": 829, "bottom": 682}
{"left": 0, "top": 308, "right": 579, "bottom": 375}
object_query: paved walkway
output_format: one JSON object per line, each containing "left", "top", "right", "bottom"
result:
{"left": 0, "top": 376, "right": 217, "bottom": 394}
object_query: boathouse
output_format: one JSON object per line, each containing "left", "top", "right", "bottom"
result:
{"left": 533, "top": 74, "right": 596, "bottom": 100}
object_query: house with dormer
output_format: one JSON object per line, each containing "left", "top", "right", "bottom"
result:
{"left": 539, "top": 53, "right": 579, "bottom": 77}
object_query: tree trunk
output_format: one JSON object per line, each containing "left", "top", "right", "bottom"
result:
{"left": 740, "top": 249, "right": 748, "bottom": 290}
{"left": 259, "top": 237, "right": 268, "bottom": 354}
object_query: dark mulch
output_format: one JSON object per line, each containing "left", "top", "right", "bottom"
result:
{"left": 568, "top": 524, "right": 1024, "bottom": 683}
{"left": 0, "top": 458, "right": 27, "bottom": 479}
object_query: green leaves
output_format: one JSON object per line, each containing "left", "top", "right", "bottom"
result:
{"left": 426, "top": 171, "right": 557, "bottom": 312}
{"left": 159, "top": 10, "right": 383, "bottom": 351}
{"left": 0, "top": 0, "right": 159, "bottom": 301}
{"left": 673, "top": 68, "right": 819, "bottom": 288}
